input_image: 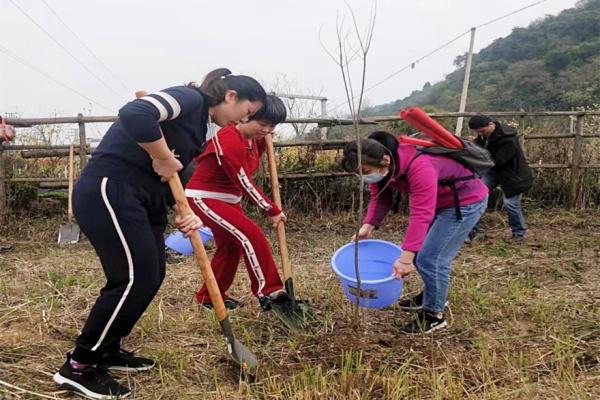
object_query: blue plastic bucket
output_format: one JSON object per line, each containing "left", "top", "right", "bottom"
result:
{"left": 331, "top": 239, "right": 404, "bottom": 308}
{"left": 165, "top": 227, "right": 213, "bottom": 255}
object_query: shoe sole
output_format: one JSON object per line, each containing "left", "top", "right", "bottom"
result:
{"left": 199, "top": 304, "right": 239, "bottom": 311}
{"left": 397, "top": 305, "right": 423, "bottom": 311}
{"left": 398, "top": 301, "right": 449, "bottom": 312}
{"left": 108, "top": 363, "right": 155, "bottom": 373}
{"left": 53, "top": 372, "right": 130, "bottom": 400}
{"left": 401, "top": 320, "right": 449, "bottom": 336}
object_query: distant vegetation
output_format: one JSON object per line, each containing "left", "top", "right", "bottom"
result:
{"left": 367, "top": 0, "right": 600, "bottom": 115}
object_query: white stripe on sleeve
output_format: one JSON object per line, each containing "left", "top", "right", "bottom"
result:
{"left": 139, "top": 96, "right": 168, "bottom": 121}
{"left": 155, "top": 91, "right": 181, "bottom": 120}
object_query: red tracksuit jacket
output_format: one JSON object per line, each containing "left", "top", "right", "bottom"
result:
{"left": 187, "top": 125, "right": 281, "bottom": 216}
{"left": 186, "top": 125, "right": 284, "bottom": 301}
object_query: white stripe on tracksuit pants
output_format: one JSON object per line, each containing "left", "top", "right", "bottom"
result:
{"left": 188, "top": 196, "right": 284, "bottom": 303}
{"left": 70, "top": 175, "right": 168, "bottom": 364}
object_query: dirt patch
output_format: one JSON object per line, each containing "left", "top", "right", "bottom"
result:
{"left": 1, "top": 209, "right": 599, "bottom": 399}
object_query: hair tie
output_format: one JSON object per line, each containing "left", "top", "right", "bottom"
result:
{"left": 221, "top": 74, "right": 232, "bottom": 80}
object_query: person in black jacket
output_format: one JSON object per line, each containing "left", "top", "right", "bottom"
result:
{"left": 467, "top": 115, "right": 533, "bottom": 243}
{"left": 53, "top": 68, "right": 267, "bottom": 399}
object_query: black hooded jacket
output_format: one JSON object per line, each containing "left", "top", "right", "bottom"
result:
{"left": 475, "top": 121, "right": 533, "bottom": 197}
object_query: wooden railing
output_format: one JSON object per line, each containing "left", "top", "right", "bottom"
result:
{"left": 1, "top": 110, "right": 599, "bottom": 217}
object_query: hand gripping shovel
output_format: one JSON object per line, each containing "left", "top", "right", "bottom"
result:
{"left": 135, "top": 91, "right": 257, "bottom": 370}
{"left": 58, "top": 145, "right": 80, "bottom": 244}
{"left": 264, "top": 134, "right": 317, "bottom": 330}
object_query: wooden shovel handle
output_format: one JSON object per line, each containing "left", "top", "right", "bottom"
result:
{"left": 264, "top": 134, "right": 292, "bottom": 281}
{"left": 135, "top": 90, "right": 228, "bottom": 321}
{"left": 67, "top": 144, "right": 74, "bottom": 223}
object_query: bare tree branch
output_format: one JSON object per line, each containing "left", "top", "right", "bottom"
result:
{"left": 322, "top": 1, "right": 377, "bottom": 328}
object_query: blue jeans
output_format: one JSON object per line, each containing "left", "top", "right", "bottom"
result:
{"left": 475, "top": 172, "right": 527, "bottom": 236}
{"left": 415, "top": 197, "right": 488, "bottom": 313}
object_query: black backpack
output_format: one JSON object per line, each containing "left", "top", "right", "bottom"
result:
{"left": 402, "top": 137, "right": 494, "bottom": 220}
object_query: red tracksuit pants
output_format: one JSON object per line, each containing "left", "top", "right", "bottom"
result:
{"left": 187, "top": 197, "right": 283, "bottom": 304}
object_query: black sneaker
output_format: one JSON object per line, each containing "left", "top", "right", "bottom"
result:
{"left": 397, "top": 292, "right": 448, "bottom": 311}
{"left": 259, "top": 290, "right": 291, "bottom": 311}
{"left": 199, "top": 298, "right": 242, "bottom": 310}
{"left": 511, "top": 233, "right": 525, "bottom": 244}
{"left": 400, "top": 310, "right": 448, "bottom": 335}
{"left": 465, "top": 229, "right": 485, "bottom": 244}
{"left": 102, "top": 349, "right": 155, "bottom": 372}
{"left": 53, "top": 354, "right": 130, "bottom": 399}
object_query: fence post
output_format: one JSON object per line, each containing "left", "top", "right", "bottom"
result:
{"left": 0, "top": 145, "right": 6, "bottom": 222}
{"left": 568, "top": 114, "right": 584, "bottom": 209}
{"left": 78, "top": 113, "right": 87, "bottom": 170}
{"left": 320, "top": 99, "right": 328, "bottom": 140}
{"left": 518, "top": 114, "right": 526, "bottom": 158}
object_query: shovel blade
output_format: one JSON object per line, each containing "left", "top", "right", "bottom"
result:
{"left": 229, "top": 338, "right": 258, "bottom": 370}
{"left": 272, "top": 299, "right": 318, "bottom": 330}
{"left": 272, "top": 302, "right": 306, "bottom": 330}
{"left": 293, "top": 300, "right": 318, "bottom": 323}
{"left": 284, "top": 277, "right": 295, "bottom": 299}
{"left": 219, "top": 316, "right": 258, "bottom": 370}
{"left": 58, "top": 223, "right": 80, "bottom": 245}
{"left": 276, "top": 278, "right": 318, "bottom": 330}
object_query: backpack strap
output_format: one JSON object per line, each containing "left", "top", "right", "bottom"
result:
{"left": 392, "top": 151, "right": 424, "bottom": 213}
{"left": 438, "top": 175, "right": 476, "bottom": 220}
{"left": 403, "top": 151, "right": 423, "bottom": 176}
{"left": 402, "top": 150, "right": 478, "bottom": 221}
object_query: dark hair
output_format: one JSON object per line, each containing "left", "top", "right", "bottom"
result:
{"left": 342, "top": 131, "right": 399, "bottom": 172}
{"left": 342, "top": 131, "right": 399, "bottom": 189}
{"left": 188, "top": 68, "right": 266, "bottom": 107}
{"left": 250, "top": 95, "right": 287, "bottom": 124}
{"left": 468, "top": 115, "right": 493, "bottom": 129}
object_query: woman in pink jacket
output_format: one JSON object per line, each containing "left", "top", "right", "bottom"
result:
{"left": 342, "top": 131, "right": 488, "bottom": 334}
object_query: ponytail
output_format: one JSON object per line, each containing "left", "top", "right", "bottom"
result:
{"left": 188, "top": 68, "right": 266, "bottom": 107}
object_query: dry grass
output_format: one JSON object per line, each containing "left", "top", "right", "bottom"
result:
{"left": 1, "top": 209, "right": 600, "bottom": 399}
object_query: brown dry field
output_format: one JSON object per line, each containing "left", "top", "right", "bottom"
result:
{"left": 1, "top": 209, "right": 599, "bottom": 399}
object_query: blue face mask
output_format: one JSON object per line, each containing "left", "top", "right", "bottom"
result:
{"left": 361, "top": 169, "right": 388, "bottom": 184}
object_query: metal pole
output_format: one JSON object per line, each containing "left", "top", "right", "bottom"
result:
{"left": 320, "top": 99, "right": 328, "bottom": 140}
{"left": 455, "top": 27, "right": 476, "bottom": 136}
{"left": 77, "top": 113, "right": 87, "bottom": 169}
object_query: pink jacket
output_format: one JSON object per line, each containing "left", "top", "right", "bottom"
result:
{"left": 364, "top": 144, "right": 488, "bottom": 252}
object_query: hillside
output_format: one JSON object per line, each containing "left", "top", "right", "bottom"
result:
{"left": 368, "top": 0, "right": 600, "bottom": 114}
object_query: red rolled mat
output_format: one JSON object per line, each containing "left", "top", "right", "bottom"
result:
{"left": 400, "top": 107, "right": 464, "bottom": 149}
{"left": 398, "top": 135, "right": 436, "bottom": 147}
{"left": 401, "top": 115, "right": 450, "bottom": 147}
{"left": 398, "top": 109, "right": 453, "bottom": 148}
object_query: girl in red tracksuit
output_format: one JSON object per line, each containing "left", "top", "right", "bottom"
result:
{"left": 186, "top": 95, "right": 288, "bottom": 310}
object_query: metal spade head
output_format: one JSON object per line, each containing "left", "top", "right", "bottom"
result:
{"left": 58, "top": 223, "right": 80, "bottom": 245}
{"left": 219, "top": 317, "right": 258, "bottom": 370}
{"left": 228, "top": 337, "right": 258, "bottom": 370}
{"left": 271, "top": 297, "right": 318, "bottom": 330}
{"left": 271, "top": 278, "right": 318, "bottom": 330}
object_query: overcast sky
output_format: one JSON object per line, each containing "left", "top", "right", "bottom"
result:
{"left": 1, "top": 0, "right": 579, "bottom": 131}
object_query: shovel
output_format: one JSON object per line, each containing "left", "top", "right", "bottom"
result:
{"left": 135, "top": 90, "right": 257, "bottom": 370}
{"left": 168, "top": 170, "right": 258, "bottom": 369}
{"left": 58, "top": 145, "right": 80, "bottom": 244}
{"left": 264, "top": 134, "right": 317, "bottom": 330}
